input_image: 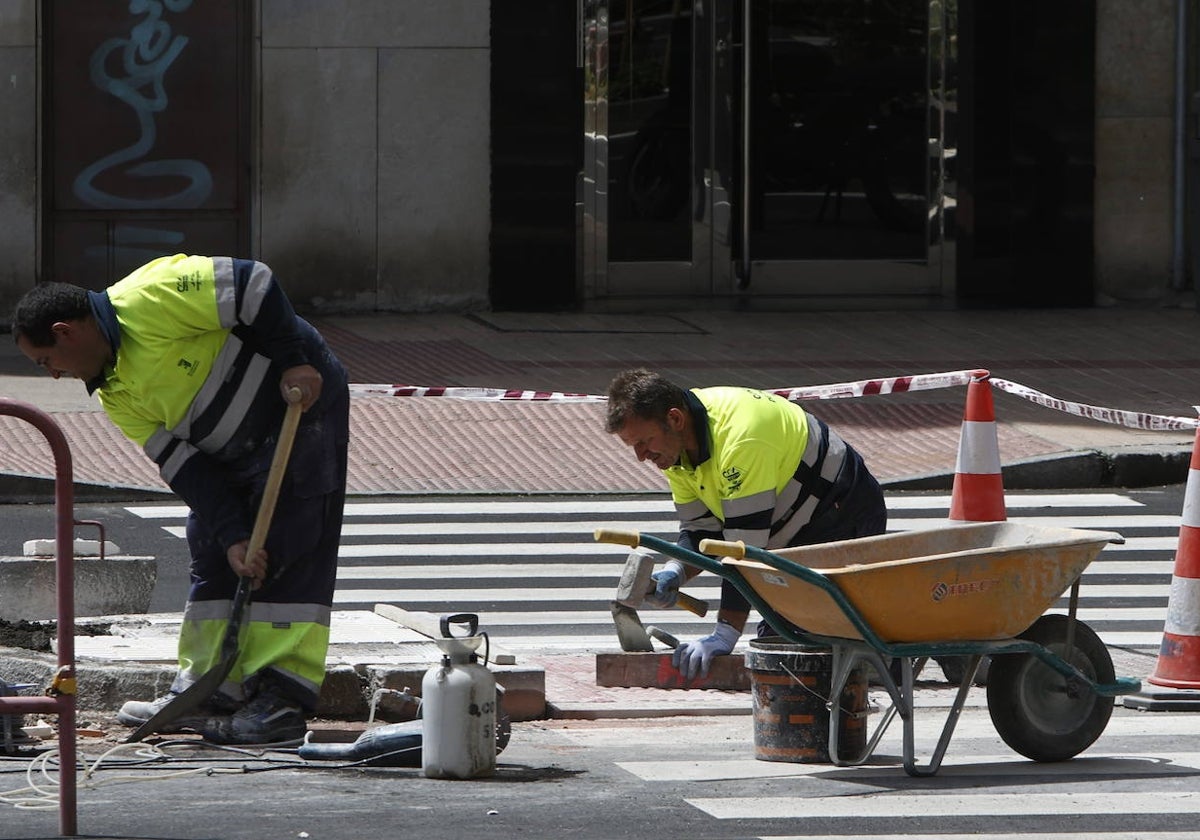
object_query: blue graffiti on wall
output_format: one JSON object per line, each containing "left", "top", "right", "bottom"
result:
{"left": 73, "top": 0, "right": 213, "bottom": 211}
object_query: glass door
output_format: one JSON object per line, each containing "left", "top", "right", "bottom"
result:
{"left": 582, "top": 0, "right": 953, "bottom": 304}
{"left": 583, "top": 0, "right": 713, "bottom": 300}
{"left": 730, "top": 0, "right": 949, "bottom": 297}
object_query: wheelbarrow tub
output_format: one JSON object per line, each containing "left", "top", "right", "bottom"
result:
{"left": 722, "top": 522, "right": 1121, "bottom": 643}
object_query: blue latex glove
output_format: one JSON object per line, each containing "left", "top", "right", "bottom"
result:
{"left": 672, "top": 621, "right": 740, "bottom": 680}
{"left": 644, "top": 560, "right": 686, "bottom": 609}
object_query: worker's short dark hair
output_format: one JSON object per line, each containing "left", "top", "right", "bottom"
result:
{"left": 11, "top": 282, "right": 90, "bottom": 347}
{"left": 604, "top": 368, "right": 688, "bottom": 433}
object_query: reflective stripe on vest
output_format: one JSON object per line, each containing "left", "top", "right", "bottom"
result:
{"left": 768, "top": 413, "right": 848, "bottom": 548}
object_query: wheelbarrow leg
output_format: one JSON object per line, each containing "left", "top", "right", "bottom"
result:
{"left": 826, "top": 646, "right": 900, "bottom": 767}
{"left": 901, "top": 653, "right": 983, "bottom": 777}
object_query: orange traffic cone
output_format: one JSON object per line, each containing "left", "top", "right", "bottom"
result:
{"left": 1147, "top": 421, "right": 1200, "bottom": 690}
{"left": 948, "top": 372, "right": 1006, "bottom": 522}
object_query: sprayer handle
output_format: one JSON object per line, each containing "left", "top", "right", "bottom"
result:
{"left": 439, "top": 613, "right": 480, "bottom": 638}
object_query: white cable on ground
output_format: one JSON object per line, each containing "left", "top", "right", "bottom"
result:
{"left": 348, "top": 368, "right": 1200, "bottom": 432}
{"left": 0, "top": 741, "right": 253, "bottom": 813}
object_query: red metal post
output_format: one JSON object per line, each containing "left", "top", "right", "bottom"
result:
{"left": 0, "top": 399, "right": 77, "bottom": 836}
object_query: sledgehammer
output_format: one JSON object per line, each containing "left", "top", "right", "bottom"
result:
{"left": 614, "top": 547, "right": 708, "bottom": 617}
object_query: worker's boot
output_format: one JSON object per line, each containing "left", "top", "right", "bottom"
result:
{"left": 200, "top": 687, "right": 307, "bottom": 745}
{"left": 116, "top": 692, "right": 232, "bottom": 734}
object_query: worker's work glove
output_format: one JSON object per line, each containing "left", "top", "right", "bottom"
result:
{"left": 644, "top": 560, "right": 686, "bottom": 609}
{"left": 672, "top": 621, "right": 740, "bottom": 680}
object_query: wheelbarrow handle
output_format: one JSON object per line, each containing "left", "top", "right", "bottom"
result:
{"left": 594, "top": 529, "right": 723, "bottom": 577}
{"left": 698, "top": 538, "right": 746, "bottom": 560}
{"left": 592, "top": 528, "right": 828, "bottom": 647}
{"left": 594, "top": 528, "right": 641, "bottom": 548}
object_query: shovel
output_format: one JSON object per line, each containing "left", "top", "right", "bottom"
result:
{"left": 126, "top": 388, "right": 304, "bottom": 742}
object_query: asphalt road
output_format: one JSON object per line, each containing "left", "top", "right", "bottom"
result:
{"left": 3, "top": 705, "right": 1200, "bottom": 840}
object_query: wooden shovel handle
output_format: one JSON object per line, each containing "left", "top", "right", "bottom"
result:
{"left": 245, "top": 388, "right": 304, "bottom": 561}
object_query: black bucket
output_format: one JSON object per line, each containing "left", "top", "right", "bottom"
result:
{"left": 744, "top": 638, "right": 869, "bottom": 763}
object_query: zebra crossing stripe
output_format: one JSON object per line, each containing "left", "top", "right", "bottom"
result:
{"left": 361, "top": 516, "right": 1182, "bottom": 536}
{"left": 331, "top": 585, "right": 1171, "bottom": 611}
{"left": 1100, "top": 538, "right": 1183, "bottom": 551}
{"left": 338, "top": 519, "right": 682, "bottom": 536}
{"left": 336, "top": 585, "right": 696, "bottom": 602}
{"left": 335, "top": 542, "right": 635, "bottom": 558}
{"left": 761, "top": 834, "right": 1193, "bottom": 840}
{"left": 159, "top": 529, "right": 1180, "bottom": 554}
{"left": 154, "top": 515, "right": 1178, "bottom": 537}
{"left": 617, "top": 752, "right": 1200, "bottom": 781}
{"left": 889, "top": 515, "right": 1180, "bottom": 530}
{"left": 687, "top": 790, "right": 1200, "bottom": 819}
{"left": 330, "top": 562, "right": 1174, "bottom": 588}
{"left": 331, "top": 583, "right": 1166, "bottom": 600}
{"left": 899, "top": 711, "right": 1198, "bottom": 740}
{"left": 121, "top": 492, "right": 1147, "bottom": 520}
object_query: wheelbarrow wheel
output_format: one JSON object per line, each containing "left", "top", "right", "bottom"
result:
{"left": 986, "top": 614, "right": 1115, "bottom": 762}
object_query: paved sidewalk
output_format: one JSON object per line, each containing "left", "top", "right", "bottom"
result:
{"left": 2, "top": 307, "right": 1199, "bottom": 495}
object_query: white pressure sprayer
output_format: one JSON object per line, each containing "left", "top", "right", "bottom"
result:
{"left": 421, "top": 613, "right": 497, "bottom": 779}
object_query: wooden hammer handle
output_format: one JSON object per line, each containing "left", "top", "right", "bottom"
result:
{"left": 675, "top": 591, "right": 708, "bottom": 618}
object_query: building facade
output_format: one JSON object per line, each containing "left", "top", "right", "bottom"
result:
{"left": 0, "top": 1, "right": 1190, "bottom": 316}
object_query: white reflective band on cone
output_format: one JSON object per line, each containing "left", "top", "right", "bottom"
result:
{"left": 954, "top": 421, "right": 1002, "bottom": 474}
{"left": 1183, "top": 470, "right": 1200, "bottom": 528}
{"left": 1164, "top": 575, "right": 1200, "bottom": 637}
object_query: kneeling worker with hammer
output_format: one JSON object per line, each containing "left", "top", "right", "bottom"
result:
{"left": 605, "top": 369, "right": 887, "bottom": 680}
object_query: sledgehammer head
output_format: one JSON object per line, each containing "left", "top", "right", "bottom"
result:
{"left": 615, "top": 548, "right": 656, "bottom": 608}
{"left": 614, "top": 548, "right": 708, "bottom": 617}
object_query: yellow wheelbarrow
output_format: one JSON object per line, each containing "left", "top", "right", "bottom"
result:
{"left": 594, "top": 521, "right": 1142, "bottom": 776}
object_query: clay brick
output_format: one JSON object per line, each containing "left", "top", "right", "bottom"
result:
{"left": 595, "top": 652, "right": 750, "bottom": 690}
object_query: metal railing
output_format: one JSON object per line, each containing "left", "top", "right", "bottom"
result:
{"left": 1, "top": 398, "right": 78, "bottom": 836}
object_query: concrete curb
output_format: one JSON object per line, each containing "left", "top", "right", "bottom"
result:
{"left": 0, "top": 555, "right": 156, "bottom": 621}
{"left": 883, "top": 445, "right": 1194, "bottom": 491}
{"left": 0, "top": 648, "right": 547, "bottom": 723}
{"left": 0, "top": 472, "right": 170, "bottom": 504}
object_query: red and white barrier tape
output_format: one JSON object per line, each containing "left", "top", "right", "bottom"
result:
{"left": 349, "top": 383, "right": 605, "bottom": 402}
{"left": 988, "top": 378, "right": 1200, "bottom": 432}
{"left": 346, "top": 370, "right": 989, "bottom": 404}
{"left": 767, "top": 369, "right": 989, "bottom": 401}
{"left": 348, "top": 369, "right": 1200, "bottom": 431}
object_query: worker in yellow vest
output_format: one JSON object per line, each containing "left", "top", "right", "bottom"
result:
{"left": 13, "top": 254, "right": 349, "bottom": 744}
{"left": 605, "top": 368, "right": 887, "bottom": 679}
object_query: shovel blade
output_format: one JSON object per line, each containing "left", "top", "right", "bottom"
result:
{"left": 123, "top": 662, "right": 232, "bottom": 743}
{"left": 125, "top": 577, "right": 253, "bottom": 743}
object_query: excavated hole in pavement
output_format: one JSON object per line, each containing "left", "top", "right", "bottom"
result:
{"left": 0, "top": 619, "right": 111, "bottom": 652}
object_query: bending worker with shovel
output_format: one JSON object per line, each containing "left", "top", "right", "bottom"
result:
{"left": 12, "top": 255, "right": 350, "bottom": 745}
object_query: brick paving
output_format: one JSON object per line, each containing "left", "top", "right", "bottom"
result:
{"left": 3, "top": 307, "right": 1198, "bottom": 494}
